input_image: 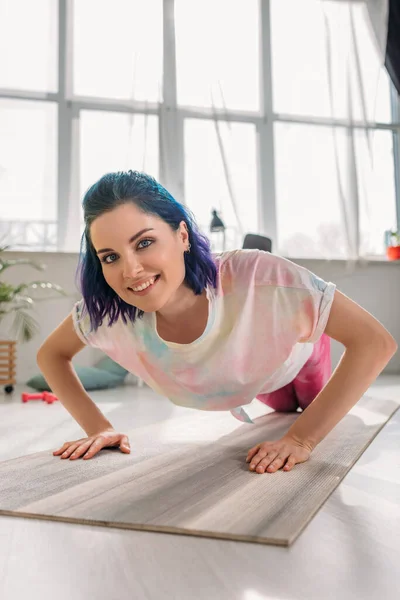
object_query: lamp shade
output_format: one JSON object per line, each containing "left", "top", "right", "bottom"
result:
{"left": 210, "top": 209, "right": 225, "bottom": 231}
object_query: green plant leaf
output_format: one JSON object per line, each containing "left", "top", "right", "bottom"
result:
{"left": 0, "top": 245, "right": 68, "bottom": 343}
{"left": 0, "top": 282, "right": 16, "bottom": 303}
{"left": 0, "top": 259, "right": 46, "bottom": 275}
{"left": 9, "top": 309, "right": 40, "bottom": 343}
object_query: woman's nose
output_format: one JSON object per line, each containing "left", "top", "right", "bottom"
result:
{"left": 122, "top": 254, "right": 143, "bottom": 279}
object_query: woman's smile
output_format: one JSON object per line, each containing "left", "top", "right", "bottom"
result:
{"left": 127, "top": 274, "right": 161, "bottom": 296}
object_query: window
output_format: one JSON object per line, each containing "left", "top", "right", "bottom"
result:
{"left": 0, "top": 0, "right": 58, "bottom": 93}
{"left": 0, "top": 0, "right": 398, "bottom": 259}
{"left": 0, "top": 98, "right": 57, "bottom": 249}
{"left": 270, "top": 0, "right": 392, "bottom": 122}
{"left": 79, "top": 110, "right": 159, "bottom": 237}
{"left": 274, "top": 122, "right": 396, "bottom": 258}
{"left": 80, "top": 111, "right": 159, "bottom": 199}
{"left": 176, "top": 0, "right": 260, "bottom": 247}
{"left": 73, "top": 0, "right": 162, "bottom": 102}
{"left": 175, "top": 0, "right": 260, "bottom": 112}
{"left": 184, "top": 118, "right": 258, "bottom": 250}
{"left": 270, "top": 0, "right": 398, "bottom": 258}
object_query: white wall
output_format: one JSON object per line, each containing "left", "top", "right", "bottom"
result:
{"left": 1, "top": 251, "right": 399, "bottom": 384}
{"left": 0, "top": 252, "right": 102, "bottom": 384}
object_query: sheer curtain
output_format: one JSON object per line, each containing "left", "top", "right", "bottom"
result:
{"left": 195, "top": 0, "right": 392, "bottom": 260}
{"left": 173, "top": 0, "right": 259, "bottom": 253}
{"left": 322, "top": 0, "right": 390, "bottom": 261}
{"left": 0, "top": 0, "right": 393, "bottom": 260}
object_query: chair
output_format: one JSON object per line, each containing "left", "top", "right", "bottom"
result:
{"left": 242, "top": 233, "right": 272, "bottom": 253}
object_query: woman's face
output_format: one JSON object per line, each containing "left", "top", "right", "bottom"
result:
{"left": 90, "top": 202, "right": 190, "bottom": 313}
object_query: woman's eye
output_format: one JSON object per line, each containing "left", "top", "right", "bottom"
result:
{"left": 101, "top": 240, "right": 152, "bottom": 264}
{"left": 102, "top": 253, "right": 117, "bottom": 264}
{"left": 138, "top": 239, "right": 153, "bottom": 249}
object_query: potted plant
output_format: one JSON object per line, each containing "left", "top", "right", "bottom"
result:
{"left": 0, "top": 244, "right": 67, "bottom": 393}
{"left": 386, "top": 230, "right": 400, "bottom": 261}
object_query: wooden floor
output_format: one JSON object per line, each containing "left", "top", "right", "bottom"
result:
{"left": 0, "top": 375, "right": 399, "bottom": 600}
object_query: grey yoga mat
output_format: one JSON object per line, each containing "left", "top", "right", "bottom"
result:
{"left": 0, "top": 394, "right": 398, "bottom": 546}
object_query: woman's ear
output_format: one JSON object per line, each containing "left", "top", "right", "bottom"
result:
{"left": 179, "top": 220, "right": 189, "bottom": 245}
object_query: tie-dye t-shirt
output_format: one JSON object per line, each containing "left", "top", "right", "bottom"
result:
{"left": 72, "top": 249, "right": 336, "bottom": 423}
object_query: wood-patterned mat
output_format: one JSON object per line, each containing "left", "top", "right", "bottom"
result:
{"left": 1, "top": 395, "right": 398, "bottom": 546}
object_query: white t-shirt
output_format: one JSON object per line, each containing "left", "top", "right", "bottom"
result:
{"left": 72, "top": 249, "right": 336, "bottom": 423}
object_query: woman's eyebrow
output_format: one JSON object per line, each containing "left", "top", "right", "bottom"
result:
{"left": 96, "top": 228, "right": 155, "bottom": 255}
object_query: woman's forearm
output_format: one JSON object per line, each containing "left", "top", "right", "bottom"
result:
{"left": 285, "top": 339, "right": 397, "bottom": 451}
{"left": 36, "top": 351, "right": 114, "bottom": 436}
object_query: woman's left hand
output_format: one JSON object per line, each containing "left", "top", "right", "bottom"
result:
{"left": 246, "top": 436, "right": 313, "bottom": 474}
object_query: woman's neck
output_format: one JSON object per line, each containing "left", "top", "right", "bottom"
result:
{"left": 155, "top": 287, "right": 209, "bottom": 344}
{"left": 156, "top": 286, "right": 207, "bottom": 326}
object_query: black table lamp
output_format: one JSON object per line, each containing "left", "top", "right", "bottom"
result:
{"left": 209, "top": 209, "right": 226, "bottom": 251}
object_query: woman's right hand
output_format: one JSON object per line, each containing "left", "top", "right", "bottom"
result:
{"left": 53, "top": 429, "right": 131, "bottom": 460}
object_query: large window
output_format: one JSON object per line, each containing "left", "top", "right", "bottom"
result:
{"left": 270, "top": 0, "right": 392, "bottom": 122}
{"left": 175, "top": 0, "right": 260, "bottom": 112}
{"left": 0, "top": 0, "right": 398, "bottom": 259}
{"left": 73, "top": 0, "right": 162, "bottom": 102}
{"left": 0, "top": 0, "right": 58, "bottom": 93}
{"left": 270, "top": 0, "right": 398, "bottom": 258}
{"left": 0, "top": 98, "right": 58, "bottom": 248}
{"left": 184, "top": 118, "right": 258, "bottom": 250}
{"left": 175, "top": 0, "right": 260, "bottom": 251}
{"left": 274, "top": 123, "right": 397, "bottom": 258}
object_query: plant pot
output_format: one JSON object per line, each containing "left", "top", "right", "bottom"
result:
{"left": 0, "top": 340, "right": 16, "bottom": 394}
{"left": 386, "top": 245, "right": 400, "bottom": 261}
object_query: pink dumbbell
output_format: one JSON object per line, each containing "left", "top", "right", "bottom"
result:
{"left": 43, "top": 392, "right": 58, "bottom": 404}
{"left": 22, "top": 392, "right": 44, "bottom": 403}
{"left": 22, "top": 392, "right": 59, "bottom": 404}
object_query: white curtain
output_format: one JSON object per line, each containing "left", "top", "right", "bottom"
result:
{"left": 207, "top": 0, "right": 390, "bottom": 260}
{"left": 321, "top": 0, "right": 390, "bottom": 262}
{"left": 210, "top": 86, "right": 245, "bottom": 246}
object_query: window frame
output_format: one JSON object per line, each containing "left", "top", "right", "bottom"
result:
{"left": 0, "top": 0, "right": 399, "bottom": 256}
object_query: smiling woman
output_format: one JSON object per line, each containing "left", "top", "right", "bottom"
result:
{"left": 37, "top": 169, "right": 397, "bottom": 472}
{"left": 76, "top": 171, "right": 217, "bottom": 332}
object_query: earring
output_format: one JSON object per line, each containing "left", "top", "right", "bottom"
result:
{"left": 186, "top": 243, "right": 191, "bottom": 253}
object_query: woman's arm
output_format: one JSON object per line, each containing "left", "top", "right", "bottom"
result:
{"left": 37, "top": 314, "right": 115, "bottom": 436}
{"left": 285, "top": 290, "right": 398, "bottom": 450}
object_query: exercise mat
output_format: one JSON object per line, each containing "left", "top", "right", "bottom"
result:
{"left": 0, "top": 394, "right": 398, "bottom": 546}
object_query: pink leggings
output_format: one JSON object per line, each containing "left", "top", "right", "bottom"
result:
{"left": 256, "top": 333, "right": 332, "bottom": 412}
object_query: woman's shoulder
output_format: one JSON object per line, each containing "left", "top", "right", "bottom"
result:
{"left": 212, "top": 248, "right": 263, "bottom": 268}
{"left": 211, "top": 248, "right": 316, "bottom": 290}
{"left": 211, "top": 248, "right": 272, "bottom": 290}
{"left": 212, "top": 248, "right": 277, "bottom": 275}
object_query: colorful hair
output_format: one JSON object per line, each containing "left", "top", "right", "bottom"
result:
{"left": 75, "top": 170, "right": 218, "bottom": 332}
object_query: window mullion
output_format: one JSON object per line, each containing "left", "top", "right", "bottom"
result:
{"left": 390, "top": 81, "right": 400, "bottom": 231}
{"left": 57, "top": 0, "right": 79, "bottom": 252}
{"left": 160, "top": 0, "right": 184, "bottom": 205}
{"left": 258, "top": 0, "right": 277, "bottom": 247}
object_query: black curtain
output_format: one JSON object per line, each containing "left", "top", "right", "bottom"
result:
{"left": 385, "top": 0, "right": 400, "bottom": 94}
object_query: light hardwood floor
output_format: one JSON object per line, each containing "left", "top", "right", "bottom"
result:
{"left": 0, "top": 375, "right": 399, "bottom": 600}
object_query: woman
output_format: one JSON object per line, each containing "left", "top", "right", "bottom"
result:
{"left": 37, "top": 170, "right": 397, "bottom": 475}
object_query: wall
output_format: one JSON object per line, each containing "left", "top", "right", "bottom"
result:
{"left": 1, "top": 251, "right": 399, "bottom": 384}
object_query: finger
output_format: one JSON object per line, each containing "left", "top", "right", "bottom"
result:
{"left": 248, "top": 449, "right": 268, "bottom": 470}
{"left": 70, "top": 440, "right": 93, "bottom": 460}
{"left": 120, "top": 437, "right": 131, "bottom": 453}
{"left": 53, "top": 442, "right": 72, "bottom": 455}
{"left": 60, "top": 443, "right": 81, "bottom": 459}
{"left": 283, "top": 455, "right": 296, "bottom": 471}
{"left": 264, "top": 454, "right": 287, "bottom": 473}
{"left": 53, "top": 440, "right": 84, "bottom": 455}
{"left": 249, "top": 450, "right": 274, "bottom": 471}
{"left": 82, "top": 438, "right": 105, "bottom": 460}
{"left": 246, "top": 444, "right": 261, "bottom": 462}
{"left": 252, "top": 452, "right": 279, "bottom": 473}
